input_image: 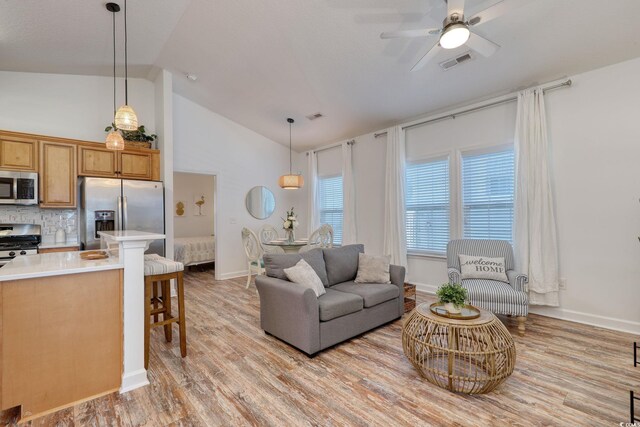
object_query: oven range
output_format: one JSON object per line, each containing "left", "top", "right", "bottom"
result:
{"left": 0, "top": 224, "right": 41, "bottom": 267}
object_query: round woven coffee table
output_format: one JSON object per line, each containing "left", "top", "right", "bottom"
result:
{"left": 402, "top": 303, "right": 515, "bottom": 394}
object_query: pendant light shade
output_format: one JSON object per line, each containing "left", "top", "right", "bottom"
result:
{"left": 105, "top": 3, "right": 125, "bottom": 150}
{"left": 279, "top": 118, "right": 304, "bottom": 190}
{"left": 114, "top": 0, "right": 138, "bottom": 132}
{"left": 105, "top": 130, "right": 125, "bottom": 150}
{"left": 114, "top": 105, "right": 138, "bottom": 131}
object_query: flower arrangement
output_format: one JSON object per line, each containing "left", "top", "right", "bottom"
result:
{"left": 436, "top": 283, "right": 468, "bottom": 314}
{"left": 282, "top": 207, "right": 298, "bottom": 230}
{"left": 282, "top": 207, "right": 298, "bottom": 243}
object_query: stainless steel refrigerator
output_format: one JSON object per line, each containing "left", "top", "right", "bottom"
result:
{"left": 79, "top": 177, "right": 165, "bottom": 255}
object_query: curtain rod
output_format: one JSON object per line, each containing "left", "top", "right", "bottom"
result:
{"left": 306, "top": 139, "right": 355, "bottom": 155}
{"left": 374, "top": 79, "right": 572, "bottom": 138}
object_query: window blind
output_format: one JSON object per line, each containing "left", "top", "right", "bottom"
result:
{"left": 461, "top": 148, "right": 515, "bottom": 242}
{"left": 405, "top": 158, "right": 450, "bottom": 254}
{"left": 318, "top": 175, "right": 343, "bottom": 245}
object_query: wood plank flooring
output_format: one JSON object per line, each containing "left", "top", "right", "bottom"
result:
{"left": 2, "top": 271, "right": 638, "bottom": 426}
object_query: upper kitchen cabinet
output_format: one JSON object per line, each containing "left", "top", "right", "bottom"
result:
{"left": 39, "top": 141, "right": 77, "bottom": 208}
{"left": 78, "top": 145, "right": 118, "bottom": 178}
{"left": 0, "top": 135, "right": 38, "bottom": 172}
{"left": 119, "top": 151, "right": 153, "bottom": 180}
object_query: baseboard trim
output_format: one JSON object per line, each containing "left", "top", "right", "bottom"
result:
{"left": 119, "top": 369, "right": 150, "bottom": 394}
{"left": 218, "top": 270, "right": 249, "bottom": 280}
{"left": 408, "top": 281, "right": 640, "bottom": 335}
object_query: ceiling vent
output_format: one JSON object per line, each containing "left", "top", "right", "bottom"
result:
{"left": 306, "top": 112, "right": 324, "bottom": 121}
{"left": 439, "top": 51, "right": 474, "bottom": 71}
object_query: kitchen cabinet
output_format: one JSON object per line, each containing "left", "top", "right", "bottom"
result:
{"left": 39, "top": 141, "right": 77, "bottom": 208}
{"left": 0, "top": 136, "right": 37, "bottom": 172}
{"left": 78, "top": 145, "right": 118, "bottom": 178}
{"left": 119, "top": 151, "right": 153, "bottom": 180}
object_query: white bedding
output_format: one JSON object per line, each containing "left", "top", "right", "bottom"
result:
{"left": 174, "top": 236, "right": 215, "bottom": 266}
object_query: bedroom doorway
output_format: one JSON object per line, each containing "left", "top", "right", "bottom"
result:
{"left": 172, "top": 172, "right": 217, "bottom": 277}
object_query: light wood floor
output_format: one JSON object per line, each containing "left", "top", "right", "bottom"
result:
{"left": 2, "top": 271, "right": 638, "bottom": 426}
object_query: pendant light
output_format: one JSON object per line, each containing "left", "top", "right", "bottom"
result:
{"left": 114, "top": 0, "right": 138, "bottom": 131}
{"left": 105, "top": 3, "right": 124, "bottom": 150}
{"left": 278, "top": 118, "right": 304, "bottom": 190}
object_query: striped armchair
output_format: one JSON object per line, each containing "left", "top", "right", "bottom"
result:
{"left": 447, "top": 239, "right": 529, "bottom": 335}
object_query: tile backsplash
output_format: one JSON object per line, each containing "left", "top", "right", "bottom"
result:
{"left": 0, "top": 206, "right": 77, "bottom": 241}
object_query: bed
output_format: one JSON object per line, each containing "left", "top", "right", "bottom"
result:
{"left": 174, "top": 236, "right": 215, "bottom": 267}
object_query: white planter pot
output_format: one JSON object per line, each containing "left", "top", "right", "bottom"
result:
{"left": 444, "top": 302, "right": 462, "bottom": 314}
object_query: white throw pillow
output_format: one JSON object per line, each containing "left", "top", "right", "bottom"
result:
{"left": 459, "top": 254, "right": 509, "bottom": 283}
{"left": 284, "top": 259, "right": 326, "bottom": 297}
{"left": 355, "top": 253, "right": 391, "bottom": 284}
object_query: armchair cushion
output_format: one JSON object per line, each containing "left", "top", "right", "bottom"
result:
{"left": 459, "top": 254, "right": 508, "bottom": 283}
{"left": 332, "top": 281, "right": 399, "bottom": 308}
{"left": 323, "top": 244, "right": 365, "bottom": 286}
{"left": 462, "top": 279, "right": 529, "bottom": 316}
{"left": 263, "top": 248, "right": 329, "bottom": 286}
{"left": 318, "top": 289, "right": 364, "bottom": 321}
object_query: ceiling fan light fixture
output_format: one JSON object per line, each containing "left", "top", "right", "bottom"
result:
{"left": 439, "top": 23, "right": 470, "bottom": 49}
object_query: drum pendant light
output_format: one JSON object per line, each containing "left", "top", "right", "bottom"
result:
{"left": 114, "top": 0, "right": 138, "bottom": 131}
{"left": 278, "top": 118, "right": 304, "bottom": 190}
{"left": 105, "top": 3, "right": 124, "bottom": 150}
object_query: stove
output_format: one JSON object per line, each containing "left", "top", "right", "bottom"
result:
{"left": 0, "top": 224, "right": 41, "bottom": 266}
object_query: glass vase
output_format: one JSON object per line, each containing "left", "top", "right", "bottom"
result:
{"left": 285, "top": 229, "right": 295, "bottom": 244}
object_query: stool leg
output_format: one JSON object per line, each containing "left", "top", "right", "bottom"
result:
{"left": 162, "top": 280, "right": 173, "bottom": 343}
{"left": 152, "top": 281, "right": 159, "bottom": 323}
{"left": 144, "top": 277, "right": 151, "bottom": 370}
{"left": 177, "top": 271, "right": 187, "bottom": 358}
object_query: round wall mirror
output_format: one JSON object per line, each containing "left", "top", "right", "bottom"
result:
{"left": 245, "top": 186, "right": 276, "bottom": 220}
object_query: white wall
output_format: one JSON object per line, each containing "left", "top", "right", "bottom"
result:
{"left": 0, "top": 71, "right": 155, "bottom": 142}
{"left": 173, "top": 172, "right": 215, "bottom": 238}
{"left": 173, "top": 94, "right": 306, "bottom": 279}
{"left": 314, "top": 57, "right": 640, "bottom": 333}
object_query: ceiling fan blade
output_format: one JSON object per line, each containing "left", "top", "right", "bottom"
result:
{"left": 465, "top": 32, "right": 500, "bottom": 57}
{"left": 411, "top": 42, "right": 442, "bottom": 72}
{"left": 467, "top": 0, "right": 527, "bottom": 27}
{"left": 380, "top": 28, "right": 440, "bottom": 39}
{"left": 447, "top": 0, "right": 465, "bottom": 17}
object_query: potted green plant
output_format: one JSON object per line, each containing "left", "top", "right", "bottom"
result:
{"left": 436, "top": 283, "right": 467, "bottom": 314}
{"left": 104, "top": 123, "right": 157, "bottom": 149}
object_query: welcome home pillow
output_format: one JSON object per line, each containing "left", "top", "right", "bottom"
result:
{"left": 284, "top": 259, "right": 326, "bottom": 297}
{"left": 355, "top": 253, "right": 391, "bottom": 284}
{"left": 459, "top": 254, "right": 508, "bottom": 283}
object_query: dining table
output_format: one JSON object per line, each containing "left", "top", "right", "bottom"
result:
{"left": 263, "top": 239, "right": 308, "bottom": 254}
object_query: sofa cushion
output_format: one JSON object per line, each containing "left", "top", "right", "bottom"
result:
{"left": 284, "top": 259, "right": 326, "bottom": 297}
{"left": 263, "top": 248, "right": 329, "bottom": 286}
{"left": 317, "top": 288, "right": 364, "bottom": 321}
{"left": 323, "top": 244, "right": 364, "bottom": 286}
{"left": 331, "top": 281, "right": 399, "bottom": 308}
{"left": 354, "top": 253, "right": 391, "bottom": 284}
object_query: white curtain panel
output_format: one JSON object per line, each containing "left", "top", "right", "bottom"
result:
{"left": 342, "top": 142, "right": 357, "bottom": 245}
{"left": 383, "top": 126, "right": 408, "bottom": 268}
{"left": 306, "top": 150, "right": 320, "bottom": 237}
{"left": 514, "top": 88, "right": 560, "bottom": 306}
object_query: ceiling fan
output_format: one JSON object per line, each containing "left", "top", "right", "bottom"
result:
{"left": 380, "top": 0, "right": 522, "bottom": 71}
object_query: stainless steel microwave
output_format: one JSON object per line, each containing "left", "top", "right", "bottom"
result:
{"left": 0, "top": 171, "right": 38, "bottom": 205}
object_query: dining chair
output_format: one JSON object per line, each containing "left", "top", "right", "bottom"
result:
{"left": 259, "top": 224, "right": 285, "bottom": 254}
{"left": 300, "top": 224, "right": 334, "bottom": 252}
{"left": 241, "top": 227, "right": 265, "bottom": 289}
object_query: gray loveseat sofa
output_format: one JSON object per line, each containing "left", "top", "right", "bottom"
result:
{"left": 255, "top": 244, "right": 406, "bottom": 356}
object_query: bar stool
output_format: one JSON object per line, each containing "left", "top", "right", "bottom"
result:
{"left": 143, "top": 254, "right": 187, "bottom": 369}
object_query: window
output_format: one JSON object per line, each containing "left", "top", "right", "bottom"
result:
{"left": 461, "top": 147, "right": 515, "bottom": 242}
{"left": 318, "top": 175, "right": 343, "bottom": 245}
{"left": 405, "top": 157, "right": 450, "bottom": 254}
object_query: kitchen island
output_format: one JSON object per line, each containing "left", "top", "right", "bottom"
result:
{"left": 0, "top": 251, "right": 124, "bottom": 422}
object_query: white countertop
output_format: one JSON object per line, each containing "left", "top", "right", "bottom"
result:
{"left": 0, "top": 251, "right": 123, "bottom": 281}
{"left": 99, "top": 230, "right": 166, "bottom": 241}
{"left": 38, "top": 240, "right": 80, "bottom": 250}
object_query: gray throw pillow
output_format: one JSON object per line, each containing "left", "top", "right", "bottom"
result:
{"left": 354, "top": 253, "right": 391, "bottom": 284}
{"left": 263, "top": 248, "right": 329, "bottom": 286}
{"left": 323, "top": 244, "right": 365, "bottom": 286}
{"left": 459, "top": 254, "right": 508, "bottom": 283}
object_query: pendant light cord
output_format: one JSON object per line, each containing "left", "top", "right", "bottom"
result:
{"left": 112, "top": 8, "right": 117, "bottom": 116}
{"left": 124, "top": 0, "right": 129, "bottom": 105}
{"left": 289, "top": 121, "right": 292, "bottom": 174}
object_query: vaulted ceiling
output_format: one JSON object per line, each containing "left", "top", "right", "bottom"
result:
{"left": 2, "top": 0, "right": 640, "bottom": 150}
